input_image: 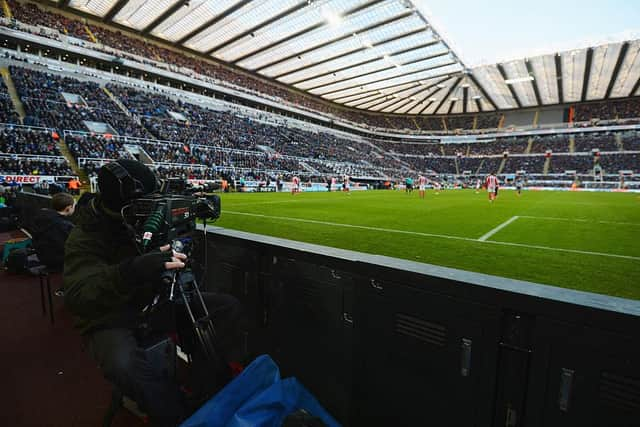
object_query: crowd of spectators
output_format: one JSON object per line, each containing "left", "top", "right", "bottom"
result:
{"left": 0, "top": 79, "right": 20, "bottom": 124}
{"left": 10, "top": 66, "right": 153, "bottom": 137}
{"left": 0, "top": 127, "right": 60, "bottom": 155}
{"left": 447, "top": 116, "right": 475, "bottom": 131}
{"left": 66, "top": 134, "right": 125, "bottom": 160}
{"left": 597, "top": 153, "right": 640, "bottom": 173}
{"left": 547, "top": 154, "right": 594, "bottom": 174}
{"left": 573, "top": 133, "right": 619, "bottom": 152}
{"left": 575, "top": 98, "right": 640, "bottom": 122}
{"left": 0, "top": 157, "right": 73, "bottom": 175}
{"left": 475, "top": 113, "right": 502, "bottom": 130}
{"left": 5, "top": 0, "right": 90, "bottom": 42}
{"left": 530, "top": 135, "right": 570, "bottom": 153}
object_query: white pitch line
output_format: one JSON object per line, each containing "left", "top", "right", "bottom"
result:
{"left": 224, "top": 211, "right": 640, "bottom": 261}
{"left": 519, "top": 215, "right": 640, "bottom": 227}
{"left": 478, "top": 216, "right": 520, "bottom": 242}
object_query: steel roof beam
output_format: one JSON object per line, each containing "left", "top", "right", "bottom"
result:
{"left": 286, "top": 35, "right": 438, "bottom": 85}
{"left": 317, "top": 61, "right": 457, "bottom": 97}
{"left": 256, "top": 11, "right": 416, "bottom": 73}
{"left": 604, "top": 42, "right": 630, "bottom": 99}
{"left": 433, "top": 76, "right": 462, "bottom": 114}
{"left": 142, "top": 0, "right": 189, "bottom": 35}
{"left": 496, "top": 63, "right": 522, "bottom": 108}
{"left": 475, "top": 98, "right": 483, "bottom": 112}
{"left": 176, "top": 0, "right": 254, "bottom": 45}
{"left": 369, "top": 77, "right": 450, "bottom": 112}
{"left": 205, "top": 1, "right": 311, "bottom": 55}
{"left": 275, "top": 27, "right": 427, "bottom": 80}
{"left": 555, "top": 54, "right": 563, "bottom": 104}
{"left": 387, "top": 98, "right": 414, "bottom": 114}
{"left": 302, "top": 50, "right": 450, "bottom": 91}
{"left": 232, "top": 0, "right": 387, "bottom": 64}
{"left": 366, "top": 94, "right": 403, "bottom": 111}
{"left": 416, "top": 80, "right": 456, "bottom": 114}
{"left": 348, "top": 92, "right": 393, "bottom": 108}
{"left": 103, "top": 0, "right": 129, "bottom": 22}
{"left": 581, "top": 47, "right": 593, "bottom": 102}
{"left": 416, "top": 99, "right": 434, "bottom": 115}
{"left": 447, "top": 99, "right": 456, "bottom": 114}
{"left": 524, "top": 59, "right": 542, "bottom": 106}
{"left": 462, "top": 86, "right": 468, "bottom": 114}
{"left": 467, "top": 72, "right": 499, "bottom": 110}
{"left": 59, "top": 0, "right": 71, "bottom": 6}
{"left": 631, "top": 75, "right": 640, "bottom": 97}
{"left": 329, "top": 73, "right": 457, "bottom": 101}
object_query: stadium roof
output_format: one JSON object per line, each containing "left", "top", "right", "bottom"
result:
{"left": 64, "top": 0, "right": 640, "bottom": 115}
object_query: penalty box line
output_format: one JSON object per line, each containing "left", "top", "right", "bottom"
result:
{"left": 224, "top": 211, "right": 640, "bottom": 261}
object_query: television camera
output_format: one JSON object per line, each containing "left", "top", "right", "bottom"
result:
{"left": 124, "top": 179, "right": 226, "bottom": 371}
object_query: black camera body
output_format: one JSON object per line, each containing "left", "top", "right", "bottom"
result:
{"left": 126, "top": 179, "right": 221, "bottom": 251}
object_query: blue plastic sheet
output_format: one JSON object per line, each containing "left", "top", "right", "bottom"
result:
{"left": 181, "top": 355, "right": 340, "bottom": 427}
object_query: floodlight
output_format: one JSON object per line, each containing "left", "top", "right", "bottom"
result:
{"left": 504, "top": 76, "right": 534, "bottom": 84}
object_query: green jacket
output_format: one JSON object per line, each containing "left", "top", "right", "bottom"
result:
{"left": 63, "top": 198, "right": 154, "bottom": 334}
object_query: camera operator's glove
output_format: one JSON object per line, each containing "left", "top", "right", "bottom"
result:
{"left": 119, "top": 251, "right": 174, "bottom": 287}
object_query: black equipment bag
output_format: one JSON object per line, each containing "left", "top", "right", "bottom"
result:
{"left": 6, "top": 247, "right": 30, "bottom": 273}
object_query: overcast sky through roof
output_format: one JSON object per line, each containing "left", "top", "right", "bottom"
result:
{"left": 414, "top": 0, "right": 640, "bottom": 67}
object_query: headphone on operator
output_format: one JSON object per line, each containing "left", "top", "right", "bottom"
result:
{"left": 102, "top": 161, "right": 154, "bottom": 204}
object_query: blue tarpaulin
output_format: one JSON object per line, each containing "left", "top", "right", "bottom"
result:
{"left": 181, "top": 355, "right": 340, "bottom": 427}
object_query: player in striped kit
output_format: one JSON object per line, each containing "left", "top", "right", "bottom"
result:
{"left": 486, "top": 173, "right": 499, "bottom": 202}
{"left": 418, "top": 175, "right": 427, "bottom": 199}
{"left": 291, "top": 175, "right": 300, "bottom": 195}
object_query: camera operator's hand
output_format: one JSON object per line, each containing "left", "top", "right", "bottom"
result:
{"left": 119, "top": 248, "right": 186, "bottom": 287}
{"left": 159, "top": 244, "right": 187, "bottom": 270}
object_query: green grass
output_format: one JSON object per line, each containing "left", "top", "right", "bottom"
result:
{"left": 214, "top": 189, "right": 640, "bottom": 300}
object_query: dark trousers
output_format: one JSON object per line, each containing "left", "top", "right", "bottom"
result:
{"left": 85, "top": 292, "right": 243, "bottom": 427}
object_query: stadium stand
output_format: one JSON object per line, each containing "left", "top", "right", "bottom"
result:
{"left": 0, "top": 156, "right": 72, "bottom": 175}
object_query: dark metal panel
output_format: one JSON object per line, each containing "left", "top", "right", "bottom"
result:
{"left": 103, "top": 0, "right": 129, "bottom": 21}
{"left": 303, "top": 50, "right": 449, "bottom": 91}
{"left": 463, "top": 86, "right": 468, "bottom": 114}
{"left": 555, "top": 54, "right": 564, "bottom": 104}
{"left": 631, "top": 76, "right": 640, "bottom": 98}
{"left": 142, "top": 0, "right": 189, "bottom": 35}
{"left": 525, "top": 59, "right": 542, "bottom": 106}
{"left": 58, "top": 0, "right": 71, "bottom": 6}
{"left": 447, "top": 99, "right": 456, "bottom": 114}
{"left": 433, "top": 76, "right": 462, "bottom": 114}
{"left": 284, "top": 32, "right": 436, "bottom": 84}
{"left": 604, "top": 42, "right": 630, "bottom": 99}
{"left": 205, "top": 1, "right": 311, "bottom": 55}
{"left": 468, "top": 72, "right": 499, "bottom": 110}
{"left": 232, "top": 0, "right": 387, "bottom": 65}
{"left": 475, "top": 98, "right": 483, "bottom": 112}
{"left": 581, "top": 48, "right": 593, "bottom": 102}
{"left": 177, "top": 0, "right": 254, "bottom": 45}
{"left": 496, "top": 64, "right": 522, "bottom": 108}
{"left": 257, "top": 11, "right": 416, "bottom": 74}
{"left": 317, "top": 61, "right": 457, "bottom": 97}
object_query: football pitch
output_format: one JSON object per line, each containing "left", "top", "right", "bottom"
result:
{"left": 214, "top": 189, "right": 640, "bottom": 300}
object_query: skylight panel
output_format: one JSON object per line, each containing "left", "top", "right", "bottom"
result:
{"left": 151, "top": 0, "right": 239, "bottom": 42}
{"left": 70, "top": 0, "right": 116, "bottom": 17}
{"left": 114, "top": 0, "right": 179, "bottom": 30}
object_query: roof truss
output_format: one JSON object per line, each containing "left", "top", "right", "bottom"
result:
{"left": 266, "top": 12, "right": 419, "bottom": 77}
{"left": 232, "top": 0, "right": 387, "bottom": 65}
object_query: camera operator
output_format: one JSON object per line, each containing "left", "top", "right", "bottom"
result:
{"left": 63, "top": 160, "right": 243, "bottom": 426}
